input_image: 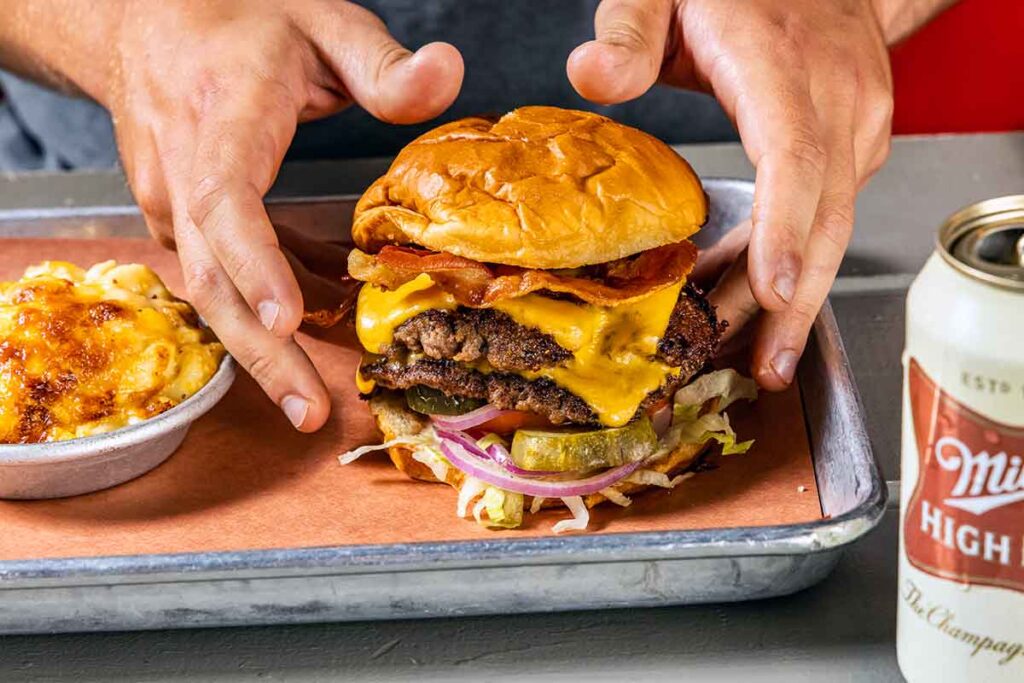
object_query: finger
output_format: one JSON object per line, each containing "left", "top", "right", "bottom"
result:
{"left": 704, "top": 34, "right": 826, "bottom": 313}
{"left": 567, "top": 0, "right": 674, "bottom": 104}
{"left": 753, "top": 119, "right": 857, "bottom": 391}
{"left": 187, "top": 80, "right": 303, "bottom": 338}
{"left": 154, "top": 118, "right": 331, "bottom": 430}
{"left": 116, "top": 122, "right": 176, "bottom": 249}
{"left": 175, "top": 213, "right": 330, "bottom": 432}
{"left": 299, "top": 5, "right": 463, "bottom": 124}
{"left": 708, "top": 248, "right": 760, "bottom": 345}
{"left": 854, "top": 87, "right": 894, "bottom": 187}
{"left": 690, "top": 219, "right": 752, "bottom": 285}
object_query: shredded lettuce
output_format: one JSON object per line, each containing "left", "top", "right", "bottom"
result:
{"left": 625, "top": 469, "right": 676, "bottom": 489}
{"left": 665, "top": 369, "right": 757, "bottom": 456}
{"left": 410, "top": 445, "right": 450, "bottom": 482}
{"left": 456, "top": 477, "right": 487, "bottom": 518}
{"left": 551, "top": 496, "right": 589, "bottom": 534}
{"left": 338, "top": 368, "right": 756, "bottom": 534}
{"left": 338, "top": 433, "right": 436, "bottom": 465}
{"left": 670, "top": 472, "right": 696, "bottom": 487}
{"left": 599, "top": 487, "right": 632, "bottom": 507}
{"left": 673, "top": 368, "right": 758, "bottom": 416}
{"left": 669, "top": 410, "right": 754, "bottom": 455}
{"left": 473, "top": 487, "right": 524, "bottom": 529}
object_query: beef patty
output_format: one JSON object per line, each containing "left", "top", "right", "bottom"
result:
{"left": 362, "top": 283, "right": 722, "bottom": 425}
{"left": 390, "top": 308, "right": 571, "bottom": 371}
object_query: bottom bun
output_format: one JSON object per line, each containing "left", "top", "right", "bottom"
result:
{"left": 367, "top": 391, "right": 708, "bottom": 512}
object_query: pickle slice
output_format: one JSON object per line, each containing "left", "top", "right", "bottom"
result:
{"left": 405, "top": 385, "right": 485, "bottom": 416}
{"left": 510, "top": 417, "right": 657, "bottom": 472}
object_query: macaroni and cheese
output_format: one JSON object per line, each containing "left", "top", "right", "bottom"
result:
{"left": 0, "top": 261, "right": 225, "bottom": 443}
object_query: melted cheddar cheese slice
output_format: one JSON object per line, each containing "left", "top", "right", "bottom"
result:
{"left": 0, "top": 261, "right": 225, "bottom": 443}
{"left": 356, "top": 275, "right": 682, "bottom": 427}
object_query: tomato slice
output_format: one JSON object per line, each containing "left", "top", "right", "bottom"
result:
{"left": 645, "top": 398, "right": 670, "bottom": 416}
{"left": 477, "top": 410, "right": 553, "bottom": 435}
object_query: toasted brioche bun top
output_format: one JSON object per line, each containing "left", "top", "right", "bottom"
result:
{"left": 352, "top": 106, "right": 707, "bottom": 269}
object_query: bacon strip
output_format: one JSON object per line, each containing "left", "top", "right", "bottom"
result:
{"left": 347, "top": 242, "right": 698, "bottom": 307}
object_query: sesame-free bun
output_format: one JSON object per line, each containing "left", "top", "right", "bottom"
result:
{"left": 353, "top": 106, "right": 707, "bottom": 269}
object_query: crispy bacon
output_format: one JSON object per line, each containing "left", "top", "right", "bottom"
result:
{"left": 347, "top": 242, "right": 698, "bottom": 307}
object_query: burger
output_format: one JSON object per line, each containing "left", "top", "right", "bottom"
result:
{"left": 340, "top": 106, "right": 755, "bottom": 532}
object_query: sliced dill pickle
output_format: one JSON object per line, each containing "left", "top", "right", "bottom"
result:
{"left": 510, "top": 417, "right": 657, "bottom": 472}
{"left": 405, "top": 386, "right": 485, "bottom": 416}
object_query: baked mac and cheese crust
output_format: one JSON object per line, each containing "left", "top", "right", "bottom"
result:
{"left": 0, "top": 261, "right": 225, "bottom": 443}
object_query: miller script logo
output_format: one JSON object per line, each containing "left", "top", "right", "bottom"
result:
{"left": 934, "top": 435, "right": 1024, "bottom": 515}
{"left": 906, "top": 359, "right": 1024, "bottom": 592}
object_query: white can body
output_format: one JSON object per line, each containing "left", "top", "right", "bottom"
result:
{"left": 898, "top": 251, "right": 1024, "bottom": 682}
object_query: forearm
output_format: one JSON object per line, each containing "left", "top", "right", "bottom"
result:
{"left": 873, "top": 0, "right": 959, "bottom": 45}
{"left": 0, "top": 0, "right": 123, "bottom": 102}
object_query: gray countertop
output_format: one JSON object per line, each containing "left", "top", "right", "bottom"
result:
{"left": 1, "top": 132, "right": 1022, "bottom": 681}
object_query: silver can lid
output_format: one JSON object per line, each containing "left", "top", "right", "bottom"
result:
{"left": 939, "top": 195, "right": 1024, "bottom": 291}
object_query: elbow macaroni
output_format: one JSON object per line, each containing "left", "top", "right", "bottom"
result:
{"left": 0, "top": 261, "right": 225, "bottom": 443}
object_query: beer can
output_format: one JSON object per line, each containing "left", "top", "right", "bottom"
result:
{"left": 898, "top": 195, "right": 1024, "bottom": 681}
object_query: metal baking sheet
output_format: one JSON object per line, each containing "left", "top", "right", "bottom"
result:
{"left": 0, "top": 178, "right": 886, "bottom": 634}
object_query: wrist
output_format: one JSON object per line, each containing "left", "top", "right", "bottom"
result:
{"left": 0, "top": 0, "right": 126, "bottom": 104}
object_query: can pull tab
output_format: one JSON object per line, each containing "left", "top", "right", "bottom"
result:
{"left": 952, "top": 224, "right": 1024, "bottom": 284}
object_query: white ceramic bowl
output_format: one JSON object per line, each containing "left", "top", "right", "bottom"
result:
{"left": 0, "top": 356, "right": 235, "bottom": 499}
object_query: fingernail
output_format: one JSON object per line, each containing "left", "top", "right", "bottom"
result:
{"left": 772, "top": 254, "right": 801, "bottom": 304}
{"left": 770, "top": 349, "right": 800, "bottom": 385}
{"left": 281, "top": 394, "right": 310, "bottom": 429}
{"left": 258, "top": 301, "right": 280, "bottom": 331}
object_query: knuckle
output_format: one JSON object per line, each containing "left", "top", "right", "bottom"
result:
{"left": 131, "top": 171, "right": 169, "bottom": 221}
{"left": 223, "top": 245, "right": 276, "bottom": 291}
{"left": 864, "top": 136, "right": 892, "bottom": 179}
{"left": 830, "top": 57, "right": 861, "bottom": 92}
{"left": 862, "top": 79, "right": 895, "bottom": 128}
{"left": 187, "top": 173, "right": 233, "bottom": 231}
{"left": 771, "top": 35, "right": 801, "bottom": 67}
{"left": 603, "top": 18, "right": 651, "bottom": 53}
{"left": 262, "top": 78, "right": 300, "bottom": 119}
{"left": 816, "top": 203, "right": 855, "bottom": 250}
{"left": 189, "top": 68, "right": 228, "bottom": 116}
{"left": 874, "top": 89, "right": 895, "bottom": 122}
{"left": 243, "top": 345, "right": 279, "bottom": 392}
{"left": 781, "top": 134, "right": 828, "bottom": 177}
{"left": 373, "top": 38, "right": 412, "bottom": 78}
{"left": 147, "top": 224, "right": 177, "bottom": 251}
{"left": 753, "top": 205, "right": 804, "bottom": 249}
{"left": 183, "top": 260, "right": 224, "bottom": 311}
{"left": 763, "top": 14, "right": 808, "bottom": 64}
{"left": 774, "top": 220, "right": 806, "bottom": 251}
{"left": 880, "top": 135, "right": 892, "bottom": 162}
{"left": 790, "top": 299, "right": 820, "bottom": 326}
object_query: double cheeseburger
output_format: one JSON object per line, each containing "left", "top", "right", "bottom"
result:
{"left": 341, "top": 106, "right": 755, "bottom": 532}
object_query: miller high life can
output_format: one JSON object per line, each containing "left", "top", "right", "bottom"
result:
{"left": 898, "top": 195, "right": 1024, "bottom": 682}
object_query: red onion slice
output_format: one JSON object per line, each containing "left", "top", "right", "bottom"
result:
{"left": 431, "top": 404, "right": 508, "bottom": 431}
{"left": 439, "top": 439, "right": 644, "bottom": 497}
{"left": 434, "top": 428, "right": 557, "bottom": 477}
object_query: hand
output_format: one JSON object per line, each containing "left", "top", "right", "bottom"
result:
{"left": 100, "top": 0, "right": 463, "bottom": 430}
{"left": 568, "top": 0, "right": 899, "bottom": 390}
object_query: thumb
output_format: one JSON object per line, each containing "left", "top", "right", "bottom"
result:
{"left": 301, "top": 4, "right": 464, "bottom": 124}
{"left": 567, "top": 0, "right": 674, "bottom": 105}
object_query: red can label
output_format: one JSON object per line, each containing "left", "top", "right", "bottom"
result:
{"left": 906, "top": 359, "right": 1024, "bottom": 593}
